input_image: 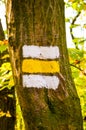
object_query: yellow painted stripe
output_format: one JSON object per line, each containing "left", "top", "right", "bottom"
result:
{"left": 22, "top": 59, "right": 60, "bottom": 73}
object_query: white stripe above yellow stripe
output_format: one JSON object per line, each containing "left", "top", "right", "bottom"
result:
{"left": 22, "top": 59, "right": 60, "bottom": 73}
{"left": 23, "top": 45, "right": 59, "bottom": 59}
{"left": 22, "top": 75, "right": 60, "bottom": 90}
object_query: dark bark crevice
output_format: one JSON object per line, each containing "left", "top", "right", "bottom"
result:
{"left": 0, "top": 19, "right": 5, "bottom": 40}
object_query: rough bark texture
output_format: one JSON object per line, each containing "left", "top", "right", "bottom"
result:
{"left": 0, "top": 19, "right": 5, "bottom": 40}
{"left": 6, "top": 0, "right": 83, "bottom": 130}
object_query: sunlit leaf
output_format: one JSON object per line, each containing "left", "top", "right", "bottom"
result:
{"left": 1, "top": 62, "right": 12, "bottom": 71}
{"left": 6, "top": 111, "right": 12, "bottom": 118}
{"left": 68, "top": 48, "right": 84, "bottom": 61}
{"left": 1, "top": 54, "right": 9, "bottom": 59}
{"left": 9, "top": 77, "right": 14, "bottom": 87}
{"left": 0, "top": 44, "right": 7, "bottom": 53}
{"left": 65, "top": 18, "right": 70, "bottom": 22}
{"left": 8, "top": 94, "right": 14, "bottom": 98}
{"left": 0, "top": 111, "right": 6, "bottom": 117}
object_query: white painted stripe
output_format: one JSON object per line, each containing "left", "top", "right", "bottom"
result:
{"left": 22, "top": 75, "right": 60, "bottom": 90}
{"left": 23, "top": 45, "right": 59, "bottom": 59}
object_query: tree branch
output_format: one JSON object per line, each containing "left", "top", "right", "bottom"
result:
{"left": 70, "top": 63, "right": 86, "bottom": 76}
{"left": 70, "top": 12, "right": 81, "bottom": 49}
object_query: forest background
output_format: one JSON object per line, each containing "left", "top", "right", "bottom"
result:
{"left": 0, "top": 0, "right": 86, "bottom": 129}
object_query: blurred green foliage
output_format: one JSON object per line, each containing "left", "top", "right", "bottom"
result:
{"left": 69, "top": 48, "right": 86, "bottom": 129}
{"left": 0, "top": 41, "right": 14, "bottom": 91}
{"left": 65, "top": 0, "right": 86, "bottom": 129}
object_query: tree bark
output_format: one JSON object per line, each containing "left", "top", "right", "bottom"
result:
{"left": 0, "top": 19, "right": 5, "bottom": 40}
{"left": 6, "top": 0, "right": 83, "bottom": 130}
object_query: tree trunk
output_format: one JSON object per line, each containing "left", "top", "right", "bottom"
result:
{"left": 0, "top": 19, "right": 5, "bottom": 40}
{"left": 6, "top": 0, "right": 83, "bottom": 130}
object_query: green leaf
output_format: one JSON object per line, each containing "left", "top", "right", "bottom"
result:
{"left": 68, "top": 48, "right": 84, "bottom": 60}
{"left": 70, "top": 24, "right": 81, "bottom": 28}
{"left": 1, "top": 63, "right": 12, "bottom": 71}
{"left": 1, "top": 54, "right": 9, "bottom": 59}
{"left": 0, "top": 45, "right": 7, "bottom": 53}
{"left": 65, "top": 18, "right": 70, "bottom": 22}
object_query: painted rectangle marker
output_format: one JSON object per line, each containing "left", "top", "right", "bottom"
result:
{"left": 23, "top": 45, "right": 59, "bottom": 59}
{"left": 22, "top": 45, "right": 60, "bottom": 90}
{"left": 23, "top": 74, "right": 59, "bottom": 90}
{"left": 22, "top": 59, "right": 60, "bottom": 73}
